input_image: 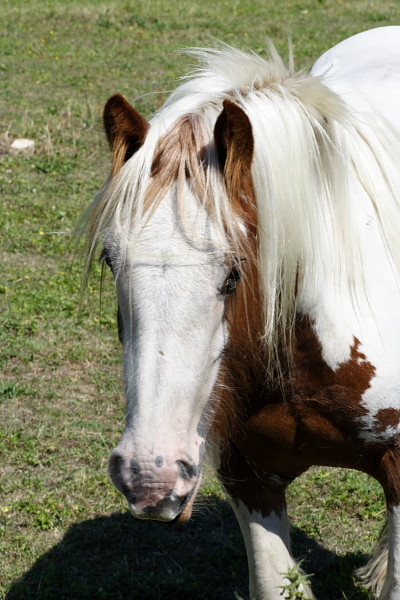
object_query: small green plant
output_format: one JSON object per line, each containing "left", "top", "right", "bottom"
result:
{"left": 280, "top": 563, "right": 313, "bottom": 600}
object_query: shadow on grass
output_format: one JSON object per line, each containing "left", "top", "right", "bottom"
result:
{"left": 6, "top": 497, "right": 371, "bottom": 600}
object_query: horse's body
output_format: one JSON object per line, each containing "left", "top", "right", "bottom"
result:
{"left": 88, "top": 27, "right": 400, "bottom": 599}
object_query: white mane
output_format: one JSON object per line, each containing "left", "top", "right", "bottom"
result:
{"left": 89, "top": 43, "right": 400, "bottom": 358}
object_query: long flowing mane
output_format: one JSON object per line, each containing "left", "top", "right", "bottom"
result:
{"left": 87, "top": 42, "right": 400, "bottom": 363}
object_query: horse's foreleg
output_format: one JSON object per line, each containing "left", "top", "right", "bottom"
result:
{"left": 217, "top": 448, "right": 313, "bottom": 600}
{"left": 231, "top": 498, "right": 311, "bottom": 600}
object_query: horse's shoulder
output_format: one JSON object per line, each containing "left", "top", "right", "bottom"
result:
{"left": 289, "top": 317, "right": 400, "bottom": 447}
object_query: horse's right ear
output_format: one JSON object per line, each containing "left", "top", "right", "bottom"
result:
{"left": 103, "top": 94, "right": 149, "bottom": 176}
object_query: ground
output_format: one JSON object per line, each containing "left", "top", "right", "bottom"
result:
{"left": 1, "top": 1, "right": 397, "bottom": 598}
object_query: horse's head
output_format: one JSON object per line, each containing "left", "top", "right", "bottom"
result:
{"left": 94, "top": 94, "right": 254, "bottom": 522}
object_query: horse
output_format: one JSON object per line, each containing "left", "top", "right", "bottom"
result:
{"left": 85, "top": 27, "right": 400, "bottom": 599}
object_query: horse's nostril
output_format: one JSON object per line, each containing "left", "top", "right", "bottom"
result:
{"left": 109, "top": 451, "right": 122, "bottom": 473}
{"left": 176, "top": 459, "right": 198, "bottom": 479}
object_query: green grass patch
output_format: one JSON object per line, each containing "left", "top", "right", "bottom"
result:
{"left": 1, "top": 0, "right": 395, "bottom": 598}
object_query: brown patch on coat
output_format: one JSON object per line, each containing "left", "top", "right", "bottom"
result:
{"left": 214, "top": 249, "right": 293, "bottom": 518}
{"left": 370, "top": 442, "right": 400, "bottom": 505}
{"left": 219, "top": 442, "right": 287, "bottom": 518}
{"left": 213, "top": 307, "right": 392, "bottom": 517}
{"left": 288, "top": 319, "right": 376, "bottom": 455}
{"left": 374, "top": 408, "right": 400, "bottom": 433}
{"left": 103, "top": 94, "right": 149, "bottom": 177}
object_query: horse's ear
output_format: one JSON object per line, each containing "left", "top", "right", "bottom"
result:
{"left": 214, "top": 99, "right": 254, "bottom": 174}
{"left": 214, "top": 100, "right": 255, "bottom": 214}
{"left": 103, "top": 94, "right": 149, "bottom": 176}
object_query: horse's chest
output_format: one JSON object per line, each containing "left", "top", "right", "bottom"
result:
{"left": 236, "top": 323, "right": 400, "bottom": 475}
{"left": 238, "top": 395, "right": 367, "bottom": 476}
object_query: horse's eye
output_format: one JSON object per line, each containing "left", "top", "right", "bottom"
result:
{"left": 100, "top": 247, "right": 113, "bottom": 271}
{"left": 221, "top": 266, "right": 241, "bottom": 295}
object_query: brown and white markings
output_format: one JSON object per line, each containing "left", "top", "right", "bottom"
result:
{"left": 86, "top": 27, "right": 400, "bottom": 600}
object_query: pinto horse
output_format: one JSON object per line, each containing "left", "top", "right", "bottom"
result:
{"left": 86, "top": 27, "right": 400, "bottom": 599}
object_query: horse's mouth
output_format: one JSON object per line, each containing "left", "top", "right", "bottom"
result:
{"left": 171, "top": 491, "right": 196, "bottom": 523}
{"left": 173, "top": 471, "right": 202, "bottom": 523}
{"left": 128, "top": 473, "right": 202, "bottom": 524}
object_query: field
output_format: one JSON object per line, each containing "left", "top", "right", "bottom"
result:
{"left": 1, "top": 1, "right": 399, "bottom": 598}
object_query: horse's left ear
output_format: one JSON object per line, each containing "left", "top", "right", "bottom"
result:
{"left": 213, "top": 100, "right": 254, "bottom": 217}
{"left": 104, "top": 94, "right": 150, "bottom": 176}
{"left": 214, "top": 99, "right": 254, "bottom": 175}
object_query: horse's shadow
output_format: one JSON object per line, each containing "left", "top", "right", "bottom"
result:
{"left": 6, "top": 497, "right": 370, "bottom": 600}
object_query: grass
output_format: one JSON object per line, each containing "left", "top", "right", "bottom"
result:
{"left": 1, "top": 1, "right": 398, "bottom": 598}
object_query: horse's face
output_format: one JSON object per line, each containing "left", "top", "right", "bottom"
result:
{"left": 108, "top": 191, "right": 232, "bottom": 522}
{"left": 101, "top": 95, "right": 253, "bottom": 522}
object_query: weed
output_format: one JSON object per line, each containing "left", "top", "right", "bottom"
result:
{"left": 280, "top": 564, "right": 313, "bottom": 600}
